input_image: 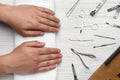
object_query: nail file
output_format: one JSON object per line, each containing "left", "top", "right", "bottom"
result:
{"left": 14, "top": 0, "right": 57, "bottom": 80}
{"left": 90, "top": 0, "right": 107, "bottom": 17}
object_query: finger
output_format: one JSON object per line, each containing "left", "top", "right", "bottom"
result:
{"left": 39, "top": 48, "right": 60, "bottom": 55}
{"left": 38, "top": 53, "right": 62, "bottom": 62}
{"left": 38, "top": 58, "right": 62, "bottom": 67}
{"left": 36, "top": 11, "right": 60, "bottom": 22}
{"left": 36, "top": 16, "right": 60, "bottom": 28}
{"left": 23, "top": 41, "right": 45, "bottom": 47}
{"left": 30, "top": 23, "right": 59, "bottom": 32}
{"left": 36, "top": 65, "right": 56, "bottom": 72}
{"left": 23, "top": 30, "right": 44, "bottom": 36}
{"left": 36, "top": 6, "right": 55, "bottom": 15}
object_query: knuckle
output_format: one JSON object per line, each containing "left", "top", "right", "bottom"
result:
{"left": 44, "top": 26, "right": 50, "bottom": 31}
{"left": 51, "top": 48, "right": 59, "bottom": 53}
{"left": 33, "top": 57, "right": 40, "bottom": 62}
{"left": 33, "top": 16, "right": 38, "bottom": 20}
{"left": 51, "top": 60, "right": 56, "bottom": 65}
{"left": 53, "top": 54, "right": 60, "bottom": 58}
{"left": 49, "top": 65, "right": 56, "bottom": 70}
{"left": 38, "top": 24, "right": 49, "bottom": 31}
{"left": 47, "top": 54, "right": 52, "bottom": 59}
{"left": 35, "top": 49, "right": 40, "bottom": 54}
{"left": 54, "top": 17, "right": 60, "bottom": 22}
{"left": 49, "top": 21, "right": 56, "bottom": 26}
{"left": 54, "top": 59, "right": 60, "bottom": 64}
{"left": 20, "top": 31, "right": 27, "bottom": 36}
{"left": 46, "top": 61, "right": 51, "bottom": 65}
{"left": 54, "top": 54, "right": 58, "bottom": 58}
{"left": 45, "top": 19, "right": 51, "bottom": 24}
{"left": 32, "top": 22, "right": 38, "bottom": 27}
{"left": 38, "top": 56, "right": 43, "bottom": 61}
{"left": 56, "top": 59, "right": 60, "bottom": 63}
{"left": 57, "top": 59, "right": 62, "bottom": 63}
{"left": 44, "top": 13, "right": 51, "bottom": 18}
{"left": 46, "top": 48, "right": 53, "bottom": 52}
{"left": 40, "top": 68, "right": 47, "bottom": 72}
{"left": 28, "top": 21, "right": 38, "bottom": 27}
{"left": 42, "top": 27, "right": 50, "bottom": 31}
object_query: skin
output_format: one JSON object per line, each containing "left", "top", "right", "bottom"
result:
{"left": 0, "top": 41, "right": 62, "bottom": 74}
{"left": 0, "top": 4, "right": 62, "bottom": 74}
{"left": 0, "top": 4, "right": 60, "bottom": 36}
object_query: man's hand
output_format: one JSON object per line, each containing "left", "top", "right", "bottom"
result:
{"left": 0, "top": 4, "right": 60, "bottom": 36}
{"left": 0, "top": 41, "right": 62, "bottom": 74}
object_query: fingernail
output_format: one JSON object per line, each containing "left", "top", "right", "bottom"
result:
{"left": 60, "top": 54, "right": 62, "bottom": 57}
{"left": 51, "top": 11, "right": 55, "bottom": 15}
{"left": 57, "top": 49, "right": 61, "bottom": 53}
{"left": 56, "top": 29, "right": 59, "bottom": 32}
{"left": 56, "top": 18, "right": 60, "bottom": 22}
{"left": 52, "top": 65, "right": 56, "bottom": 68}
{"left": 58, "top": 23, "right": 61, "bottom": 28}
{"left": 58, "top": 59, "right": 62, "bottom": 62}
{"left": 40, "top": 32, "right": 44, "bottom": 36}
{"left": 58, "top": 54, "right": 62, "bottom": 57}
{"left": 40, "top": 42, "right": 45, "bottom": 45}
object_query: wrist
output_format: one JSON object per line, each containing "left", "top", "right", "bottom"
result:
{"left": 0, "top": 54, "right": 13, "bottom": 74}
{"left": 0, "top": 3, "right": 13, "bottom": 23}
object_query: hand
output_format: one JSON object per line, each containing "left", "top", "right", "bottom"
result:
{"left": 1, "top": 41, "right": 62, "bottom": 74}
{"left": 0, "top": 4, "right": 60, "bottom": 36}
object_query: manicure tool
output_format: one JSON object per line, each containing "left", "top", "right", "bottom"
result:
{"left": 107, "top": 3, "right": 120, "bottom": 19}
{"left": 89, "top": 46, "right": 120, "bottom": 80}
{"left": 71, "top": 64, "right": 79, "bottom": 80}
{"left": 71, "top": 48, "right": 97, "bottom": 69}
{"left": 66, "top": 0, "right": 80, "bottom": 17}
{"left": 90, "top": 0, "right": 107, "bottom": 17}
{"left": 106, "top": 22, "right": 120, "bottom": 28}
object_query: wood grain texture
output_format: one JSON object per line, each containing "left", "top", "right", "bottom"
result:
{"left": 89, "top": 53, "right": 120, "bottom": 80}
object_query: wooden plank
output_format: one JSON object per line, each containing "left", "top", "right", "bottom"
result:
{"left": 89, "top": 53, "right": 120, "bottom": 80}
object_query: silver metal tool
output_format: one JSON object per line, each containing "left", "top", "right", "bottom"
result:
{"left": 107, "top": 5, "right": 120, "bottom": 12}
{"left": 71, "top": 48, "right": 97, "bottom": 69}
{"left": 107, "top": 3, "right": 120, "bottom": 19}
{"left": 75, "top": 24, "right": 99, "bottom": 30}
{"left": 71, "top": 64, "right": 78, "bottom": 80}
{"left": 71, "top": 48, "right": 89, "bottom": 69}
{"left": 90, "top": 0, "right": 107, "bottom": 17}
{"left": 106, "top": 22, "right": 120, "bottom": 29}
{"left": 93, "top": 43, "right": 116, "bottom": 48}
{"left": 114, "top": 6, "right": 120, "bottom": 19}
{"left": 94, "top": 34, "right": 115, "bottom": 40}
{"left": 71, "top": 48, "right": 96, "bottom": 59}
{"left": 66, "top": 0, "right": 80, "bottom": 17}
{"left": 69, "top": 39, "right": 94, "bottom": 42}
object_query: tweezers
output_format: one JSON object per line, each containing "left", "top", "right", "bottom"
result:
{"left": 66, "top": 0, "right": 80, "bottom": 17}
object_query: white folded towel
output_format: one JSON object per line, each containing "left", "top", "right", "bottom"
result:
{"left": 14, "top": 0, "right": 57, "bottom": 80}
